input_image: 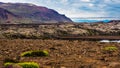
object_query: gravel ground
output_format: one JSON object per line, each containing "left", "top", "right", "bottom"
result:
{"left": 0, "top": 39, "right": 120, "bottom": 68}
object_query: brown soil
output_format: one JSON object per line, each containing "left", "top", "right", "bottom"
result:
{"left": 0, "top": 39, "right": 120, "bottom": 68}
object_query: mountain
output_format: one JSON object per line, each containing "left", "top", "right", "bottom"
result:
{"left": 108, "top": 20, "right": 120, "bottom": 23}
{"left": 0, "top": 7, "right": 20, "bottom": 23}
{"left": 0, "top": 2, "right": 72, "bottom": 23}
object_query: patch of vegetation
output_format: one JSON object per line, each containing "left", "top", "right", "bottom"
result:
{"left": 4, "top": 62, "right": 39, "bottom": 68}
{"left": 21, "top": 50, "right": 49, "bottom": 57}
{"left": 3, "top": 33, "right": 27, "bottom": 39}
{"left": 56, "top": 30, "right": 69, "bottom": 36}
{"left": 103, "top": 46, "right": 118, "bottom": 51}
{"left": 18, "top": 62, "right": 39, "bottom": 68}
{"left": 4, "top": 62, "right": 13, "bottom": 67}
{"left": 87, "top": 29, "right": 100, "bottom": 36}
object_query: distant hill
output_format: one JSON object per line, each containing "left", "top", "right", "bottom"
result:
{"left": 108, "top": 20, "right": 120, "bottom": 23}
{"left": 0, "top": 2, "right": 72, "bottom": 23}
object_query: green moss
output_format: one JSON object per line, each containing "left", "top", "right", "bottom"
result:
{"left": 4, "top": 62, "right": 39, "bottom": 68}
{"left": 21, "top": 50, "right": 49, "bottom": 57}
{"left": 4, "top": 62, "right": 13, "bottom": 67}
{"left": 18, "top": 62, "right": 39, "bottom": 68}
{"left": 21, "top": 51, "right": 31, "bottom": 57}
{"left": 103, "top": 46, "right": 118, "bottom": 51}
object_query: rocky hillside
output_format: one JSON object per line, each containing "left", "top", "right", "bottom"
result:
{"left": 0, "top": 2, "right": 72, "bottom": 23}
{"left": 0, "top": 8, "right": 20, "bottom": 23}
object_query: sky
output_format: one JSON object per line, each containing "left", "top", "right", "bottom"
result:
{"left": 0, "top": 0, "right": 120, "bottom": 18}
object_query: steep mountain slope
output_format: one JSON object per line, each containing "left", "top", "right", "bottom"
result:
{"left": 0, "top": 7, "right": 19, "bottom": 23}
{"left": 0, "top": 2, "right": 72, "bottom": 23}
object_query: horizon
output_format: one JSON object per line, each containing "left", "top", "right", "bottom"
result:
{"left": 0, "top": 0, "right": 120, "bottom": 19}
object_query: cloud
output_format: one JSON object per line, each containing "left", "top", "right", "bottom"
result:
{"left": 81, "top": 0, "right": 91, "bottom": 2}
{"left": 0, "top": 0, "right": 119, "bottom": 18}
{"left": 61, "top": 0, "right": 68, "bottom": 3}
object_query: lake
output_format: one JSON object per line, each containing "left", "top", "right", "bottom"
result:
{"left": 71, "top": 17, "right": 119, "bottom": 23}
{"left": 72, "top": 19, "right": 111, "bottom": 23}
{"left": 100, "top": 40, "right": 120, "bottom": 43}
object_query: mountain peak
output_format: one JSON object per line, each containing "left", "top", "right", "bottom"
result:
{"left": 0, "top": 2, "right": 72, "bottom": 23}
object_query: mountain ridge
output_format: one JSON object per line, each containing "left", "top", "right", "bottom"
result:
{"left": 0, "top": 2, "right": 72, "bottom": 23}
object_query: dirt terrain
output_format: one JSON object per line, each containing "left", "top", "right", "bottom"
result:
{"left": 0, "top": 39, "right": 120, "bottom": 68}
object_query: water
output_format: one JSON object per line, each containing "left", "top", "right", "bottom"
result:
{"left": 100, "top": 40, "right": 120, "bottom": 43}
{"left": 72, "top": 19, "right": 111, "bottom": 23}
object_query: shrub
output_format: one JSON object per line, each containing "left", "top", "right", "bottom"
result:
{"left": 21, "top": 50, "right": 49, "bottom": 57}
{"left": 4, "top": 62, "right": 39, "bottom": 68}
{"left": 103, "top": 46, "right": 118, "bottom": 51}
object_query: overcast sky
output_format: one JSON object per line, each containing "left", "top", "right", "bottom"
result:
{"left": 0, "top": 0, "right": 120, "bottom": 18}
